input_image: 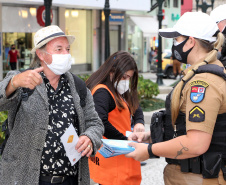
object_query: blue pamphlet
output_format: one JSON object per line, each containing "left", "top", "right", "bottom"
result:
{"left": 98, "top": 139, "right": 135, "bottom": 158}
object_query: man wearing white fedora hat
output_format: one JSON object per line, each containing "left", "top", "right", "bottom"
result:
{"left": 210, "top": 4, "right": 226, "bottom": 67}
{"left": 0, "top": 25, "right": 104, "bottom": 185}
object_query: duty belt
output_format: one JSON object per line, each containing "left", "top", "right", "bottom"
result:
{"left": 166, "top": 157, "right": 202, "bottom": 174}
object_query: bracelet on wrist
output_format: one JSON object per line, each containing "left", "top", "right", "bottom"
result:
{"left": 148, "top": 143, "right": 159, "bottom": 158}
{"left": 11, "top": 75, "right": 17, "bottom": 90}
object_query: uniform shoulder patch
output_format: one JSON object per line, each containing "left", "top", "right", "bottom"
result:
{"left": 189, "top": 106, "right": 205, "bottom": 122}
{"left": 190, "top": 80, "right": 209, "bottom": 103}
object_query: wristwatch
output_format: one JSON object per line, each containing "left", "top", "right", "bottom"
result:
{"left": 148, "top": 143, "right": 159, "bottom": 158}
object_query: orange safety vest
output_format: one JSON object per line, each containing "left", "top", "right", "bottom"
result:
{"left": 89, "top": 84, "right": 141, "bottom": 185}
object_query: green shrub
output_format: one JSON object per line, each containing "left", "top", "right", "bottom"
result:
{"left": 137, "top": 75, "right": 159, "bottom": 100}
{"left": 0, "top": 111, "right": 8, "bottom": 144}
{"left": 140, "top": 98, "right": 165, "bottom": 112}
{"left": 77, "top": 74, "right": 91, "bottom": 82}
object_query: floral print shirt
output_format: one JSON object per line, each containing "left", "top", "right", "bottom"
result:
{"left": 40, "top": 72, "right": 79, "bottom": 176}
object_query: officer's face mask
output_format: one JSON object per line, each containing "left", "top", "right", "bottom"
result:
{"left": 114, "top": 80, "right": 130, "bottom": 95}
{"left": 171, "top": 37, "right": 194, "bottom": 64}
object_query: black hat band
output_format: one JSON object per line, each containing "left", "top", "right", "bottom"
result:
{"left": 37, "top": 32, "right": 65, "bottom": 45}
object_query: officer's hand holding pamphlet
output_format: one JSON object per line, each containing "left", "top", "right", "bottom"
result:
{"left": 98, "top": 139, "right": 136, "bottom": 158}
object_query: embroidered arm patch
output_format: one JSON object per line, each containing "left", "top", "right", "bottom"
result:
{"left": 189, "top": 106, "right": 205, "bottom": 122}
{"left": 190, "top": 80, "right": 209, "bottom": 103}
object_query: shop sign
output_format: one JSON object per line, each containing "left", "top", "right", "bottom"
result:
{"left": 155, "top": 39, "right": 159, "bottom": 47}
{"left": 171, "top": 13, "right": 180, "bottom": 21}
{"left": 162, "top": 9, "right": 165, "bottom": 20}
{"left": 109, "top": 13, "right": 124, "bottom": 22}
{"left": 36, "top": 6, "right": 53, "bottom": 27}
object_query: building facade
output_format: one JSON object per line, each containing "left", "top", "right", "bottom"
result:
{"left": 192, "top": 0, "right": 226, "bottom": 14}
{"left": 181, "top": 0, "right": 193, "bottom": 16}
{"left": 0, "top": 0, "right": 150, "bottom": 79}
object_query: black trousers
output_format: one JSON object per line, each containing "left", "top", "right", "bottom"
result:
{"left": 10, "top": 62, "right": 16, "bottom": 70}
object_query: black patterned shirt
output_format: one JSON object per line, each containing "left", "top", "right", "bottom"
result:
{"left": 40, "top": 72, "right": 79, "bottom": 176}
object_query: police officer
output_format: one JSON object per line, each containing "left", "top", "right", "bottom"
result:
{"left": 125, "top": 12, "right": 226, "bottom": 185}
{"left": 210, "top": 4, "right": 226, "bottom": 67}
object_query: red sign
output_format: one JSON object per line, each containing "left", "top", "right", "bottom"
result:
{"left": 36, "top": 6, "right": 53, "bottom": 27}
{"left": 162, "top": 9, "right": 165, "bottom": 20}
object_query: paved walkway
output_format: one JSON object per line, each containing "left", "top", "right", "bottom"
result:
{"left": 140, "top": 118, "right": 167, "bottom": 185}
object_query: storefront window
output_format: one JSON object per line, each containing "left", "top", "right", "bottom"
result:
{"left": 3, "top": 33, "right": 33, "bottom": 73}
{"left": 2, "top": 6, "right": 57, "bottom": 76}
{"left": 65, "top": 9, "right": 92, "bottom": 65}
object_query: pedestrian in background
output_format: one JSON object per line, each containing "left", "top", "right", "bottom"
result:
{"left": 6, "top": 44, "right": 20, "bottom": 70}
{"left": 149, "top": 47, "right": 156, "bottom": 71}
{"left": 86, "top": 51, "right": 144, "bottom": 185}
{"left": 149, "top": 47, "right": 155, "bottom": 63}
{"left": 171, "top": 54, "right": 181, "bottom": 79}
{"left": 126, "top": 12, "right": 226, "bottom": 185}
{"left": 0, "top": 25, "right": 104, "bottom": 185}
{"left": 210, "top": 4, "right": 226, "bottom": 67}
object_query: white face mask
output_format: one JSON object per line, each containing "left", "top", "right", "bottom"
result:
{"left": 44, "top": 52, "right": 72, "bottom": 75}
{"left": 114, "top": 80, "right": 130, "bottom": 95}
{"left": 173, "top": 38, "right": 186, "bottom": 46}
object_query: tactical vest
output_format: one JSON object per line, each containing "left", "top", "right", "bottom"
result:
{"left": 164, "top": 64, "right": 226, "bottom": 179}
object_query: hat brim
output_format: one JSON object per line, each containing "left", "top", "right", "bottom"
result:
{"left": 31, "top": 35, "right": 75, "bottom": 54}
{"left": 159, "top": 28, "right": 181, "bottom": 38}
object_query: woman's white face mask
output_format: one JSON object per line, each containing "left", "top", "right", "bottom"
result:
{"left": 114, "top": 80, "right": 130, "bottom": 95}
{"left": 43, "top": 51, "right": 72, "bottom": 75}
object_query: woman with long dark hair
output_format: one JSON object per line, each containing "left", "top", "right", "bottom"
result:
{"left": 87, "top": 51, "right": 144, "bottom": 185}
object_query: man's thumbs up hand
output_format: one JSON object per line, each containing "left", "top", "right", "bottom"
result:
{"left": 13, "top": 67, "right": 44, "bottom": 90}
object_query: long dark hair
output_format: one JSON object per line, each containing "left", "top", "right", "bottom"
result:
{"left": 86, "top": 51, "right": 139, "bottom": 115}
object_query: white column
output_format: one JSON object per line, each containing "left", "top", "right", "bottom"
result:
{"left": 92, "top": 10, "right": 99, "bottom": 72}
{"left": 58, "top": 7, "right": 66, "bottom": 33}
{"left": 142, "top": 36, "right": 149, "bottom": 72}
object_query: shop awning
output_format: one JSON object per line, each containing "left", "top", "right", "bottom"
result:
{"left": 130, "top": 16, "right": 158, "bottom": 37}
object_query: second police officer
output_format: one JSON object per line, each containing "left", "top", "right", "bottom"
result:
{"left": 210, "top": 4, "right": 226, "bottom": 67}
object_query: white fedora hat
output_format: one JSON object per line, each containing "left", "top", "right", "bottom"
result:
{"left": 31, "top": 25, "right": 75, "bottom": 54}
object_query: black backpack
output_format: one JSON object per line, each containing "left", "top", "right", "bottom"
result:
{"left": 0, "top": 73, "right": 87, "bottom": 155}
